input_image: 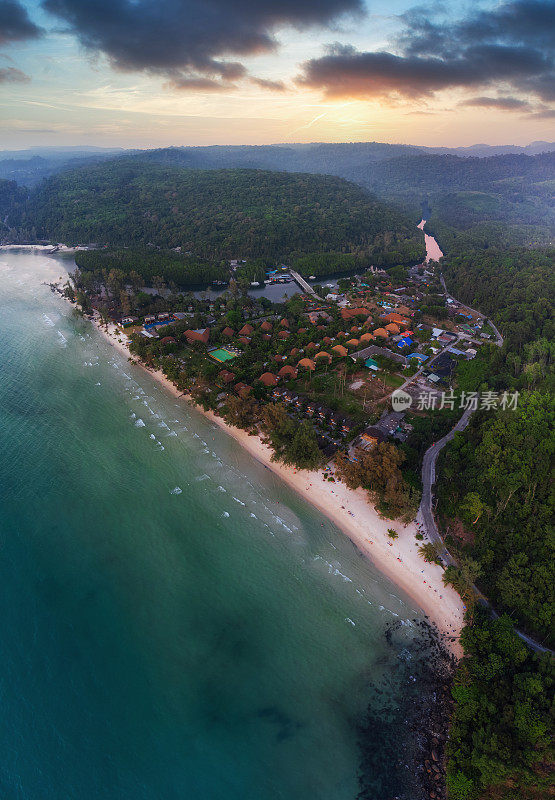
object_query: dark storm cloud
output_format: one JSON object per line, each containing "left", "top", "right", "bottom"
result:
{"left": 0, "top": 0, "right": 42, "bottom": 45}
{"left": 41, "top": 0, "right": 363, "bottom": 86}
{"left": 297, "top": 0, "right": 555, "bottom": 107}
{"left": 0, "top": 65, "right": 29, "bottom": 81}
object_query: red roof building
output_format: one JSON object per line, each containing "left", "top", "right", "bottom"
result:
{"left": 259, "top": 372, "right": 279, "bottom": 387}
{"left": 185, "top": 328, "right": 210, "bottom": 345}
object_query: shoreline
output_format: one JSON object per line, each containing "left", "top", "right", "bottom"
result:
{"left": 91, "top": 314, "right": 464, "bottom": 655}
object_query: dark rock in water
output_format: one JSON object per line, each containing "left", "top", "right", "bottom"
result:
{"left": 356, "top": 619, "right": 454, "bottom": 800}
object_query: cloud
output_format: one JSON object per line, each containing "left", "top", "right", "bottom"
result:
{"left": 41, "top": 0, "right": 363, "bottom": 87}
{"left": 297, "top": 1, "right": 555, "bottom": 109}
{"left": 0, "top": 0, "right": 42, "bottom": 45}
{"left": 251, "top": 77, "right": 286, "bottom": 92}
{"left": 460, "top": 96, "right": 532, "bottom": 111}
{"left": 0, "top": 65, "right": 30, "bottom": 82}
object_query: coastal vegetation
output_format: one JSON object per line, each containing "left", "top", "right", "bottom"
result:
{"left": 3, "top": 142, "right": 554, "bottom": 800}
{"left": 434, "top": 241, "right": 554, "bottom": 798}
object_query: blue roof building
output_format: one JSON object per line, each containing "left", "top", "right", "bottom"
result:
{"left": 397, "top": 336, "right": 414, "bottom": 348}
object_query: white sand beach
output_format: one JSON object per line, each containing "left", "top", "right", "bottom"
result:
{"left": 93, "top": 316, "right": 465, "bottom": 655}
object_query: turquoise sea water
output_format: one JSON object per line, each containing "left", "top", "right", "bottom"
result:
{"left": 0, "top": 250, "right": 430, "bottom": 800}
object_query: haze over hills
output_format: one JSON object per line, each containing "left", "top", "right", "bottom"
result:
{"left": 2, "top": 144, "right": 553, "bottom": 257}
{"left": 1, "top": 141, "right": 553, "bottom": 187}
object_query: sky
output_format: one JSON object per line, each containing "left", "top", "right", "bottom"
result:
{"left": 0, "top": 0, "right": 554, "bottom": 149}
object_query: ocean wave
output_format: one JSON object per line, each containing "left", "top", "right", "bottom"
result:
{"left": 170, "top": 487, "right": 182, "bottom": 495}
{"left": 134, "top": 419, "right": 145, "bottom": 427}
{"left": 222, "top": 511, "right": 230, "bottom": 518}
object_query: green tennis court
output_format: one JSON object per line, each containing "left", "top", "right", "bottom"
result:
{"left": 209, "top": 348, "right": 239, "bottom": 363}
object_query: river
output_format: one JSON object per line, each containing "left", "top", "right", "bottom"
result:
{"left": 417, "top": 219, "right": 444, "bottom": 263}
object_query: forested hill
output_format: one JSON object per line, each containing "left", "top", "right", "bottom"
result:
{"left": 134, "top": 147, "right": 555, "bottom": 248}
{"left": 138, "top": 146, "right": 554, "bottom": 196}
{"left": 19, "top": 161, "right": 424, "bottom": 263}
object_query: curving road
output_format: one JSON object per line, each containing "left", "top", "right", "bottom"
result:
{"left": 418, "top": 405, "right": 552, "bottom": 655}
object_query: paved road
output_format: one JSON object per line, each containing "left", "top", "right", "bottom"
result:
{"left": 419, "top": 406, "right": 473, "bottom": 566}
{"left": 419, "top": 406, "right": 553, "bottom": 655}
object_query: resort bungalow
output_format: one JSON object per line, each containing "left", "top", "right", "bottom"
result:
{"left": 185, "top": 328, "right": 210, "bottom": 345}
{"left": 297, "top": 357, "right": 316, "bottom": 371}
{"left": 158, "top": 312, "right": 171, "bottom": 321}
{"left": 346, "top": 338, "right": 360, "bottom": 349}
{"left": 397, "top": 336, "right": 414, "bottom": 349}
{"left": 260, "top": 320, "right": 272, "bottom": 332}
{"left": 259, "top": 372, "right": 279, "bottom": 387}
{"left": 144, "top": 315, "right": 156, "bottom": 324}
{"left": 120, "top": 316, "right": 138, "bottom": 327}
{"left": 340, "top": 307, "right": 370, "bottom": 321}
{"left": 279, "top": 318, "right": 290, "bottom": 328}
{"left": 234, "top": 382, "right": 252, "bottom": 398}
{"left": 221, "top": 326, "right": 235, "bottom": 337}
{"left": 359, "top": 332, "right": 375, "bottom": 345}
{"left": 385, "top": 323, "right": 400, "bottom": 335}
{"left": 277, "top": 330, "right": 290, "bottom": 340}
{"left": 381, "top": 313, "right": 409, "bottom": 327}
{"left": 373, "top": 328, "right": 389, "bottom": 339}
{"left": 218, "top": 369, "right": 236, "bottom": 385}
{"left": 332, "top": 344, "right": 348, "bottom": 358}
{"left": 238, "top": 323, "right": 254, "bottom": 336}
{"left": 315, "top": 351, "right": 332, "bottom": 364}
{"left": 278, "top": 365, "right": 298, "bottom": 379}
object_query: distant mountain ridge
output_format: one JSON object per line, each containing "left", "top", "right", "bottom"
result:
{"left": 1, "top": 141, "right": 553, "bottom": 187}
